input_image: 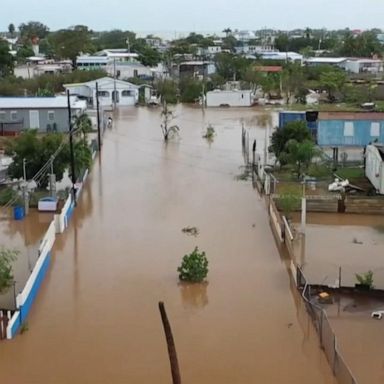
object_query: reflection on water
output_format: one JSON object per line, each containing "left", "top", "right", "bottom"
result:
{"left": 179, "top": 282, "right": 208, "bottom": 309}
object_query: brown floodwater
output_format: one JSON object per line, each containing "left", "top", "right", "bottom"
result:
{"left": 0, "top": 106, "right": 336, "bottom": 383}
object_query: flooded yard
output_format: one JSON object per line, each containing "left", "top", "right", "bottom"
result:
{"left": 0, "top": 210, "right": 53, "bottom": 309}
{"left": 295, "top": 213, "right": 384, "bottom": 289}
{"left": 0, "top": 106, "right": 335, "bottom": 383}
{"left": 323, "top": 293, "right": 384, "bottom": 384}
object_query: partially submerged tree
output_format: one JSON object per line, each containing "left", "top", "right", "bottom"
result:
{"left": 285, "top": 139, "right": 318, "bottom": 178}
{"left": 178, "top": 247, "right": 208, "bottom": 283}
{"left": 161, "top": 102, "right": 179, "bottom": 142}
{"left": 0, "top": 248, "right": 19, "bottom": 294}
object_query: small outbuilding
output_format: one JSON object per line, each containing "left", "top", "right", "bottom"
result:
{"left": 365, "top": 144, "right": 384, "bottom": 194}
{"left": 206, "top": 90, "right": 255, "bottom": 107}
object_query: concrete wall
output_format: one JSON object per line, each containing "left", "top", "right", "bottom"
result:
{"left": 6, "top": 221, "right": 55, "bottom": 339}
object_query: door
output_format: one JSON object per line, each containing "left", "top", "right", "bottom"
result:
{"left": 29, "top": 110, "right": 40, "bottom": 129}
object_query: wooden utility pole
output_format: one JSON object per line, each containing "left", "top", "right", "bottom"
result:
{"left": 67, "top": 90, "right": 77, "bottom": 205}
{"left": 158, "top": 302, "right": 181, "bottom": 384}
{"left": 96, "top": 82, "right": 102, "bottom": 150}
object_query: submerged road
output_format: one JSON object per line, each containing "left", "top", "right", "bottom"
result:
{"left": 0, "top": 106, "right": 335, "bottom": 383}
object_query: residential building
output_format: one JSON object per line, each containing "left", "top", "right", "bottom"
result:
{"left": 345, "top": 59, "right": 383, "bottom": 74}
{"left": 279, "top": 111, "right": 384, "bottom": 147}
{"left": 76, "top": 49, "right": 140, "bottom": 70}
{"left": 258, "top": 51, "right": 303, "bottom": 63}
{"left": 317, "top": 112, "right": 384, "bottom": 147}
{"left": 64, "top": 77, "right": 139, "bottom": 108}
{"left": 14, "top": 61, "right": 72, "bottom": 79}
{"left": 196, "top": 46, "right": 222, "bottom": 57}
{"left": 179, "top": 61, "right": 216, "bottom": 78}
{"left": 365, "top": 144, "right": 384, "bottom": 194}
{"left": 304, "top": 57, "right": 348, "bottom": 69}
{"left": 0, "top": 96, "right": 86, "bottom": 135}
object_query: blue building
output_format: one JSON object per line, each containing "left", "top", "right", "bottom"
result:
{"left": 279, "top": 111, "right": 384, "bottom": 147}
{"left": 317, "top": 112, "right": 384, "bottom": 147}
{"left": 278, "top": 111, "right": 318, "bottom": 140}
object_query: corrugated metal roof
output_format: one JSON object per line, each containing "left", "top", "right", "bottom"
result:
{"left": 0, "top": 96, "right": 86, "bottom": 109}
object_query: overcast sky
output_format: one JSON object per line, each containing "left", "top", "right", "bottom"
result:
{"left": 2, "top": 0, "right": 384, "bottom": 35}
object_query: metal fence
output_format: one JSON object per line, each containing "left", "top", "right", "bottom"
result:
{"left": 297, "top": 267, "right": 358, "bottom": 384}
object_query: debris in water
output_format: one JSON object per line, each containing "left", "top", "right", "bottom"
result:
{"left": 352, "top": 237, "right": 363, "bottom": 245}
{"left": 287, "top": 323, "right": 293, "bottom": 328}
{"left": 182, "top": 226, "right": 199, "bottom": 237}
{"left": 252, "top": 224, "right": 256, "bottom": 228}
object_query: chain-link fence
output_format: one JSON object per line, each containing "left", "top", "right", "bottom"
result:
{"left": 297, "top": 267, "right": 358, "bottom": 384}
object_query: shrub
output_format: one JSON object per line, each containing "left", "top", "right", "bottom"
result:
{"left": 178, "top": 247, "right": 208, "bottom": 283}
{"left": 355, "top": 270, "right": 374, "bottom": 289}
{"left": 0, "top": 247, "right": 19, "bottom": 294}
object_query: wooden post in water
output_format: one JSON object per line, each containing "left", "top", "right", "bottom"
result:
{"left": 158, "top": 301, "right": 181, "bottom": 384}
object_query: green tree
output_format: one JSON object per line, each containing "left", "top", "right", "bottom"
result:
{"left": 8, "top": 23, "right": 15, "bottom": 37}
{"left": 285, "top": 139, "right": 318, "bottom": 178}
{"left": 338, "top": 31, "right": 382, "bottom": 57}
{"left": 16, "top": 44, "right": 35, "bottom": 62}
{"left": 19, "top": 21, "right": 49, "bottom": 40}
{"left": 131, "top": 38, "right": 162, "bottom": 67}
{"left": 319, "top": 68, "right": 347, "bottom": 102}
{"left": 50, "top": 26, "right": 94, "bottom": 67}
{"left": 179, "top": 76, "right": 204, "bottom": 103}
{"left": 5, "top": 130, "right": 90, "bottom": 187}
{"left": 0, "top": 40, "right": 14, "bottom": 76}
{"left": 0, "top": 247, "right": 19, "bottom": 294}
{"left": 282, "top": 63, "right": 304, "bottom": 103}
{"left": 156, "top": 79, "right": 178, "bottom": 104}
{"left": 270, "top": 121, "right": 312, "bottom": 163}
{"left": 214, "top": 52, "right": 250, "bottom": 81}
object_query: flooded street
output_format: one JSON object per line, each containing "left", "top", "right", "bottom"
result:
{"left": 0, "top": 106, "right": 335, "bottom": 383}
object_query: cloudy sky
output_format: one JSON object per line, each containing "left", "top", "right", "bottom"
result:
{"left": 2, "top": 0, "right": 384, "bottom": 34}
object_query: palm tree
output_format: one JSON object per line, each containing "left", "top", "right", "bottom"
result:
{"left": 223, "top": 28, "right": 232, "bottom": 37}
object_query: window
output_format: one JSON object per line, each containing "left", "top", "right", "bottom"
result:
{"left": 97, "top": 91, "right": 109, "bottom": 97}
{"left": 343, "top": 122, "right": 354, "bottom": 137}
{"left": 10, "top": 111, "right": 17, "bottom": 121}
{"left": 48, "top": 111, "right": 55, "bottom": 121}
{"left": 0, "top": 111, "right": 5, "bottom": 121}
{"left": 370, "top": 122, "right": 380, "bottom": 137}
{"left": 122, "top": 90, "right": 132, "bottom": 97}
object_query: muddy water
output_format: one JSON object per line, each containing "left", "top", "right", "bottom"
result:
{"left": 0, "top": 106, "right": 335, "bottom": 383}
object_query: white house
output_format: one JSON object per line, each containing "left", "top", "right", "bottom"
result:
{"left": 64, "top": 77, "right": 139, "bottom": 108}
{"left": 77, "top": 49, "right": 140, "bottom": 70}
{"left": 206, "top": 90, "right": 255, "bottom": 107}
{"left": 365, "top": 144, "right": 384, "bottom": 194}
{"left": 345, "top": 59, "right": 383, "bottom": 74}
{"left": 304, "top": 57, "right": 347, "bottom": 69}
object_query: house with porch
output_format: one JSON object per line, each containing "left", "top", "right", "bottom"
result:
{"left": 0, "top": 96, "right": 86, "bottom": 135}
{"left": 64, "top": 77, "right": 139, "bottom": 108}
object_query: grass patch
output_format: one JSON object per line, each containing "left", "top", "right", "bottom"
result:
{"left": 334, "top": 167, "right": 365, "bottom": 181}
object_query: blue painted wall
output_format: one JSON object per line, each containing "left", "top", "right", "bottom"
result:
{"left": 317, "top": 120, "right": 384, "bottom": 147}
{"left": 19, "top": 251, "right": 51, "bottom": 324}
{"left": 9, "top": 312, "right": 21, "bottom": 338}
